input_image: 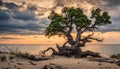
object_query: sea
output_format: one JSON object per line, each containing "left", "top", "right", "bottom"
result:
{"left": 0, "top": 44, "right": 120, "bottom": 57}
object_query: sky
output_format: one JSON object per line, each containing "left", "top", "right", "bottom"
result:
{"left": 0, "top": 0, "right": 120, "bottom": 44}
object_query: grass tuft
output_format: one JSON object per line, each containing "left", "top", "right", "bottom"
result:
{"left": 0, "top": 46, "right": 39, "bottom": 61}
{"left": 9, "top": 55, "right": 15, "bottom": 60}
{"left": 0, "top": 55, "right": 7, "bottom": 61}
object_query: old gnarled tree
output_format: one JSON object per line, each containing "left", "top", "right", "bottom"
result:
{"left": 41, "top": 7, "right": 111, "bottom": 58}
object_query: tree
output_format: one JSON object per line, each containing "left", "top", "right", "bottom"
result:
{"left": 41, "top": 7, "right": 111, "bottom": 57}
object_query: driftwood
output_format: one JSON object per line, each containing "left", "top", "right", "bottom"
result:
{"left": 40, "top": 44, "right": 101, "bottom": 58}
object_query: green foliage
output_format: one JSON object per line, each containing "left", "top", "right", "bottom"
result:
{"left": 46, "top": 11, "right": 67, "bottom": 37}
{"left": 45, "top": 7, "right": 111, "bottom": 38}
{"left": 91, "top": 8, "right": 111, "bottom": 26}
{"left": 110, "top": 53, "right": 120, "bottom": 59}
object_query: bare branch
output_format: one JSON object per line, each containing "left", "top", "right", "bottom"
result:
{"left": 39, "top": 47, "right": 57, "bottom": 57}
{"left": 88, "top": 37, "right": 104, "bottom": 42}
{"left": 63, "top": 41, "right": 68, "bottom": 47}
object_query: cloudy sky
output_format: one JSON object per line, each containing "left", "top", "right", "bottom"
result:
{"left": 0, "top": 0, "right": 120, "bottom": 44}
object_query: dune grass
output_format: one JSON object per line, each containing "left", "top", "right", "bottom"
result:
{"left": 0, "top": 46, "right": 36, "bottom": 61}
{"left": 0, "top": 55, "right": 7, "bottom": 61}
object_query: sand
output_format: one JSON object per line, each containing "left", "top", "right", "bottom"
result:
{"left": 0, "top": 55, "right": 120, "bottom": 69}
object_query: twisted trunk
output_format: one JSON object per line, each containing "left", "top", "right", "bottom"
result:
{"left": 41, "top": 28, "right": 101, "bottom": 58}
{"left": 66, "top": 34, "right": 76, "bottom": 45}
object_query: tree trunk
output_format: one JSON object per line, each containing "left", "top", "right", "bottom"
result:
{"left": 66, "top": 34, "right": 76, "bottom": 45}
{"left": 40, "top": 32, "right": 101, "bottom": 58}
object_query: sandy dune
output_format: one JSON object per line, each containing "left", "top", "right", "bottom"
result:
{"left": 0, "top": 55, "right": 120, "bottom": 69}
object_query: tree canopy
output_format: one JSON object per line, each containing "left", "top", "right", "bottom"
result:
{"left": 45, "top": 7, "right": 111, "bottom": 47}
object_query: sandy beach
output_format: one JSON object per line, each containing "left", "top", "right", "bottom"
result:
{"left": 0, "top": 55, "right": 120, "bottom": 69}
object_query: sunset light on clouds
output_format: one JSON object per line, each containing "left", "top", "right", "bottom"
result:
{"left": 0, "top": 0, "right": 120, "bottom": 44}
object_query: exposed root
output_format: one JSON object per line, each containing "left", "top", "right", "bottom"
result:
{"left": 40, "top": 45, "right": 101, "bottom": 58}
{"left": 39, "top": 47, "right": 57, "bottom": 57}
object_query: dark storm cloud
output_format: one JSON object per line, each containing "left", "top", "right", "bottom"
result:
{"left": 51, "top": 0, "right": 120, "bottom": 11}
{"left": 0, "top": 17, "right": 50, "bottom": 35}
{"left": 0, "top": 1, "right": 49, "bottom": 35}
{"left": 0, "top": 0, "right": 3, "bottom": 6}
{"left": 0, "top": 0, "right": 19, "bottom": 9}
{"left": 0, "top": 10, "right": 10, "bottom": 21}
{"left": 13, "top": 10, "right": 36, "bottom": 21}
{"left": 0, "top": 21, "right": 38, "bottom": 32}
{"left": 27, "top": 5, "right": 37, "bottom": 11}
{"left": 0, "top": 0, "right": 120, "bottom": 35}
{"left": 51, "top": 0, "right": 65, "bottom": 9}
{"left": 106, "top": 0, "right": 120, "bottom": 6}
{"left": 100, "top": 0, "right": 120, "bottom": 32}
{"left": 98, "top": 14, "right": 120, "bottom": 32}
{"left": 5, "top": 2, "right": 19, "bottom": 9}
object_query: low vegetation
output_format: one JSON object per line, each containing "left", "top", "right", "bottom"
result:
{"left": 110, "top": 53, "right": 120, "bottom": 59}
{"left": 0, "top": 55, "right": 7, "bottom": 61}
{"left": 0, "top": 46, "right": 37, "bottom": 61}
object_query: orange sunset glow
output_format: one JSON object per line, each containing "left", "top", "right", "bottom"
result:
{"left": 0, "top": 32, "right": 120, "bottom": 44}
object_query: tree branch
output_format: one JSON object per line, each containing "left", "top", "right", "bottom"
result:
{"left": 40, "top": 47, "right": 57, "bottom": 56}
{"left": 80, "top": 32, "right": 103, "bottom": 46}
{"left": 66, "top": 34, "right": 76, "bottom": 45}
{"left": 63, "top": 41, "right": 68, "bottom": 47}
{"left": 79, "top": 33, "right": 94, "bottom": 46}
{"left": 75, "top": 28, "right": 81, "bottom": 42}
{"left": 88, "top": 37, "right": 103, "bottom": 42}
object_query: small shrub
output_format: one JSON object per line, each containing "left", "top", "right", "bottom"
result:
{"left": 0, "top": 47, "right": 33, "bottom": 60}
{"left": 0, "top": 51, "right": 3, "bottom": 54}
{"left": 0, "top": 55, "right": 6, "bottom": 61}
{"left": 29, "top": 55, "right": 36, "bottom": 60}
{"left": 9, "top": 55, "right": 15, "bottom": 60}
{"left": 110, "top": 53, "right": 120, "bottom": 59}
{"left": 21, "top": 53, "right": 30, "bottom": 58}
{"left": 14, "top": 52, "right": 21, "bottom": 57}
{"left": 15, "top": 52, "right": 30, "bottom": 58}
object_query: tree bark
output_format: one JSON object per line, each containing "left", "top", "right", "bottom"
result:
{"left": 66, "top": 34, "right": 76, "bottom": 45}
